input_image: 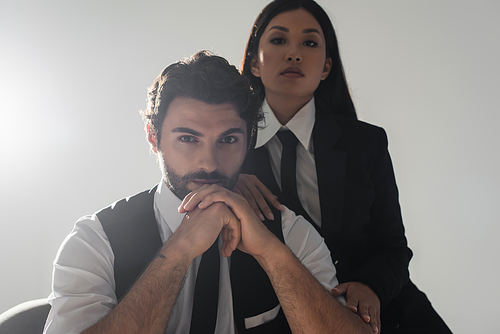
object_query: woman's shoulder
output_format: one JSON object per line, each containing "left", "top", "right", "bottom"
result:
{"left": 316, "top": 111, "right": 386, "bottom": 139}
{"left": 315, "top": 112, "right": 389, "bottom": 154}
{"left": 335, "top": 114, "right": 385, "bottom": 135}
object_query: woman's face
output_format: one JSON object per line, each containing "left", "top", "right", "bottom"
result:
{"left": 251, "top": 8, "right": 332, "bottom": 102}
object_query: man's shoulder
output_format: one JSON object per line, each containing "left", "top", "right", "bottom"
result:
{"left": 95, "top": 186, "right": 158, "bottom": 225}
{"left": 280, "top": 206, "right": 321, "bottom": 243}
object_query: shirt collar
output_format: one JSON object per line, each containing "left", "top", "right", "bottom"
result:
{"left": 156, "top": 179, "right": 185, "bottom": 233}
{"left": 255, "top": 98, "right": 316, "bottom": 151}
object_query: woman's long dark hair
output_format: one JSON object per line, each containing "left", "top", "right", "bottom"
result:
{"left": 241, "top": 0, "right": 357, "bottom": 119}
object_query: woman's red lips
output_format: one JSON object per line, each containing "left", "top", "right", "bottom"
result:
{"left": 281, "top": 67, "right": 304, "bottom": 76}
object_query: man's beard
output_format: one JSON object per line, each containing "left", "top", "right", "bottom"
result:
{"left": 159, "top": 155, "right": 240, "bottom": 200}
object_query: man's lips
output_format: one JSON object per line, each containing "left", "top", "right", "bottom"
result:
{"left": 281, "top": 67, "right": 303, "bottom": 77}
{"left": 191, "top": 179, "right": 221, "bottom": 186}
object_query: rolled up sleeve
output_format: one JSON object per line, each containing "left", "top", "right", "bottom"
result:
{"left": 44, "top": 215, "right": 117, "bottom": 334}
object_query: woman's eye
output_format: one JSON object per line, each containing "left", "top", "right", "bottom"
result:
{"left": 179, "top": 135, "right": 196, "bottom": 143}
{"left": 270, "top": 37, "right": 285, "bottom": 45}
{"left": 304, "top": 40, "right": 318, "bottom": 47}
{"left": 221, "top": 136, "right": 237, "bottom": 144}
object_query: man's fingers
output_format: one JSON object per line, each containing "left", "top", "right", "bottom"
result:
{"left": 221, "top": 234, "right": 237, "bottom": 257}
{"left": 178, "top": 184, "right": 215, "bottom": 213}
{"left": 178, "top": 191, "right": 198, "bottom": 213}
{"left": 196, "top": 190, "right": 257, "bottom": 224}
{"left": 220, "top": 211, "right": 241, "bottom": 257}
{"left": 180, "top": 184, "right": 227, "bottom": 212}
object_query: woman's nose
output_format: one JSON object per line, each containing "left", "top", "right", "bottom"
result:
{"left": 286, "top": 47, "right": 302, "bottom": 62}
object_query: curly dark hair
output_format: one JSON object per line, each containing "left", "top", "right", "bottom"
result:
{"left": 141, "top": 51, "right": 263, "bottom": 149}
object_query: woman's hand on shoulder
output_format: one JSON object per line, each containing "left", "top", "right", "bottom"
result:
{"left": 234, "top": 174, "right": 284, "bottom": 221}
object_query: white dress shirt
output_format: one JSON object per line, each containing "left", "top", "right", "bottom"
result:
{"left": 255, "top": 98, "right": 322, "bottom": 227}
{"left": 44, "top": 179, "right": 339, "bottom": 334}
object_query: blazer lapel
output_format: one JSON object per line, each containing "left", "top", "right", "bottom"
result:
{"left": 313, "top": 110, "right": 346, "bottom": 236}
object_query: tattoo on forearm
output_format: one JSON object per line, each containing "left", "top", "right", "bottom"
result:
{"left": 157, "top": 253, "right": 167, "bottom": 260}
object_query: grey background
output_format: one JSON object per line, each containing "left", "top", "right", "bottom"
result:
{"left": 1, "top": 1, "right": 499, "bottom": 332}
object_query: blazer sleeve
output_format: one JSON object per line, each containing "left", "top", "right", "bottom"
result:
{"left": 344, "top": 127, "right": 413, "bottom": 308}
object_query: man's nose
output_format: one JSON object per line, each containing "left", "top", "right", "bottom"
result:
{"left": 197, "top": 145, "right": 219, "bottom": 173}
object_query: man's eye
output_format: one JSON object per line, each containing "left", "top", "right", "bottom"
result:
{"left": 221, "top": 136, "right": 237, "bottom": 144}
{"left": 179, "top": 135, "right": 196, "bottom": 143}
{"left": 270, "top": 37, "right": 285, "bottom": 45}
{"left": 304, "top": 40, "right": 318, "bottom": 47}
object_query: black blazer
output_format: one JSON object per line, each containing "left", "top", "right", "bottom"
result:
{"left": 242, "top": 104, "right": 412, "bottom": 309}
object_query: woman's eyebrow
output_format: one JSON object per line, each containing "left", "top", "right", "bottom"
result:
{"left": 302, "top": 28, "right": 320, "bottom": 34}
{"left": 269, "top": 25, "right": 288, "bottom": 32}
{"left": 268, "top": 26, "right": 320, "bottom": 35}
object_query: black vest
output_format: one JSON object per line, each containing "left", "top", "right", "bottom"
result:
{"left": 96, "top": 186, "right": 291, "bottom": 333}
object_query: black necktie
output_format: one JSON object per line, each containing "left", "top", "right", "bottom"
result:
{"left": 189, "top": 239, "right": 220, "bottom": 334}
{"left": 276, "top": 130, "right": 312, "bottom": 222}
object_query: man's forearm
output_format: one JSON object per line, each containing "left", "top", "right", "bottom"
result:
{"left": 81, "top": 237, "right": 192, "bottom": 334}
{"left": 257, "top": 244, "right": 372, "bottom": 334}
